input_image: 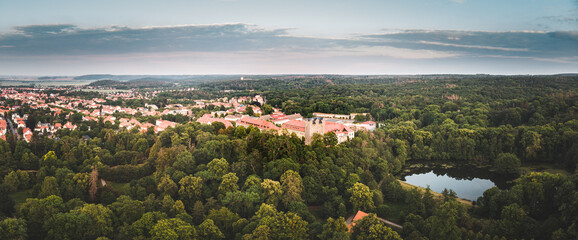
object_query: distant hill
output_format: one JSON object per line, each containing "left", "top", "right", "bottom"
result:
{"left": 74, "top": 74, "right": 115, "bottom": 80}
{"left": 88, "top": 79, "right": 124, "bottom": 86}
{"left": 554, "top": 73, "right": 578, "bottom": 77}
{"left": 87, "top": 78, "right": 174, "bottom": 88}
{"left": 127, "top": 78, "right": 174, "bottom": 87}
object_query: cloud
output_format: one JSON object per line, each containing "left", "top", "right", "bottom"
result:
{"left": 416, "top": 41, "right": 528, "bottom": 52}
{"left": 0, "top": 23, "right": 320, "bottom": 55}
{"left": 363, "top": 30, "right": 578, "bottom": 61}
{"left": 0, "top": 24, "right": 576, "bottom": 75}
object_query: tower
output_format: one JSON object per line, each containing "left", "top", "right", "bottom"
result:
{"left": 304, "top": 117, "right": 325, "bottom": 145}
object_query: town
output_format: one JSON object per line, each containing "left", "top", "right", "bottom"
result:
{"left": 0, "top": 87, "right": 376, "bottom": 144}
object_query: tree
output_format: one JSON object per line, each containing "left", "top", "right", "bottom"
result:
{"left": 4, "top": 171, "right": 21, "bottom": 192}
{"left": 150, "top": 218, "right": 195, "bottom": 240}
{"left": 19, "top": 195, "right": 65, "bottom": 239}
{"left": 261, "top": 179, "right": 283, "bottom": 207}
{"left": 494, "top": 153, "right": 520, "bottom": 175}
{"left": 495, "top": 203, "right": 536, "bottom": 239}
{"left": 427, "top": 200, "right": 462, "bottom": 240}
{"left": 206, "top": 207, "right": 241, "bottom": 237}
{"left": 158, "top": 174, "right": 178, "bottom": 197}
{"left": 324, "top": 132, "right": 338, "bottom": 146}
{"left": 198, "top": 219, "right": 225, "bottom": 240}
{"left": 280, "top": 170, "right": 304, "bottom": 207}
{"left": 262, "top": 104, "right": 274, "bottom": 115}
{"left": 129, "top": 211, "right": 168, "bottom": 239}
{"left": 178, "top": 175, "right": 203, "bottom": 208}
{"left": 405, "top": 188, "right": 424, "bottom": 215}
{"left": 109, "top": 195, "right": 145, "bottom": 225}
{"left": 423, "top": 187, "right": 437, "bottom": 217}
{"left": 258, "top": 211, "right": 309, "bottom": 240}
{"left": 0, "top": 184, "right": 15, "bottom": 217}
{"left": 72, "top": 204, "right": 114, "bottom": 238}
{"left": 40, "top": 151, "right": 61, "bottom": 168}
{"left": 0, "top": 218, "right": 27, "bottom": 240}
{"left": 4, "top": 170, "right": 30, "bottom": 191}
{"left": 39, "top": 176, "right": 60, "bottom": 198}
{"left": 365, "top": 224, "right": 402, "bottom": 240}
{"left": 218, "top": 173, "right": 239, "bottom": 194}
{"left": 88, "top": 165, "right": 99, "bottom": 201}
{"left": 520, "top": 130, "right": 541, "bottom": 160}
{"left": 192, "top": 201, "right": 205, "bottom": 225}
{"left": 244, "top": 106, "right": 254, "bottom": 116}
{"left": 351, "top": 214, "right": 401, "bottom": 240}
{"left": 174, "top": 151, "right": 195, "bottom": 174}
{"left": 318, "top": 217, "right": 349, "bottom": 240}
{"left": 43, "top": 212, "right": 93, "bottom": 240}
{"left": 208, "top": 158, "right": 230, "bottom": 179}
{"left": 222, "top": 190, "right": 261, "bottom": 217}
{"left": 348, "top": 182, "right": 375, "bottom": 212}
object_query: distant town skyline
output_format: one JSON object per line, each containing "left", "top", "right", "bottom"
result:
{"left": 1, "top": 0, "right": 577, "bottom": 75}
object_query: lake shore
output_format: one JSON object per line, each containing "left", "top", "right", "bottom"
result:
{"left": 397, "top": 180, "right": 474, "bottom": 206}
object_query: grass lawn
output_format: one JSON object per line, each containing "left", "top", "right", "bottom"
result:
{"left": 9, "top": 189, "right": 34, "bottom": 209}
{"left": 521, "top": 163, "right": 571, "bottom": 176}
{"left": 398, "top": 180, "right": 473, "bottom": 207}
{"left": 106, "top": 181, "right": 131, "bottom": 195}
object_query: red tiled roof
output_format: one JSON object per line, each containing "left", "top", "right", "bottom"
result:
{"left": 348, "top": 211, "right": 369, "bottom": 232}
{"left": 238, "top": 117, "right": 280, "bottom": 131}
{"left": 197, "top": 115, "right": 233, "bottom": 128}
{"left": 326, "top": 122, "right": 353, "bottom": 134}
{"left": 282, "top": 119, "right": 305, "bottom": 132}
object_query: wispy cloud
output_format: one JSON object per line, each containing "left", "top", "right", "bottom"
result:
{"left": 363, "top": 29, "right": 578, "bottom": 60}
{"left": 416, "top": 41, "right": 528, "bottom": 52}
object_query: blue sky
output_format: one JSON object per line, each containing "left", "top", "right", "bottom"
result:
{"left": 0, "top": 0, "right": 577, "bottom": 75}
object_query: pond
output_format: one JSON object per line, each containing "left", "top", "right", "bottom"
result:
{"left": 400, "top": 163, "right": 515, "bottom": 201}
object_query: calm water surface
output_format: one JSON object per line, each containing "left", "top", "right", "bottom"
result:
{"left": 401, "top": 164, "right": 514, "bottom": 201}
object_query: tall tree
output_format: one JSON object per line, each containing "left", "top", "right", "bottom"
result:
{"left": 348, "top": 182, "right": 375, "bottom": 212}
{"left": 150, "top": 218, "right": 195, "bottom": 240}
{"left": 178, "top": 175, "right": 203, "bottom": 208}
{"left": 318, "top": 217, "right": 349, "bottom": 240}
{"left": 218, "top": 173, "right": 239, "bottom": 194}
{"left": 208, "top": 158, "right": 230, "bottom": 179}
{"left": 158, "top": 174, "right": 178, "bottom": 197}
{"left": 39, "top": 176, "right": 60, "bottom": 198}
{"left": 280, "top": 170, "right": 304, "bottom": 207}
{"left": 198, "top": 219, "right": 225, "bottom": 240}
{"left": 261, "top": 179, "right": 283, "bottom": 207}
{"left": 88, "top": 165, "right": 99, "bottom": 201}
{"left": 0, "top": 218, "right": 27, "bottom": 240}
{"left": 43, "top": 212, "right": 93, "bottom": 240}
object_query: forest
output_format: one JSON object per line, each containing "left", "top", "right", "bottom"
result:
{"left": 0, "top": 75, "right": 577, "bottom": 240}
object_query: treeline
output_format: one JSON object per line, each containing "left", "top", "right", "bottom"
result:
{"left": 257, "top": 76, "right": 578, "bottom": 169}
{"left": 0, "top": 117, "right": 575, "bottom": 239}
{"left": 0, "top": 76, "right": 576, "bottom": 240}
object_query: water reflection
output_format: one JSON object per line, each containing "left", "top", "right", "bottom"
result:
{"left": 401, "top": 164, "right": 515, "bottom": 201}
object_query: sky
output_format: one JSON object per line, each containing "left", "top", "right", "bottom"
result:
{"left": 0, "top": 0, "right": 577, "bottom": 75}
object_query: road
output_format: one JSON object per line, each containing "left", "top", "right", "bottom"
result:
{"left": 6, "top": 117, "right": 17, "bottom": 135}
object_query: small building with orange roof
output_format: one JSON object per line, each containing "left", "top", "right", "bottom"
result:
{"left": 347, "top": 210, "right": 369, "bottom": 232}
